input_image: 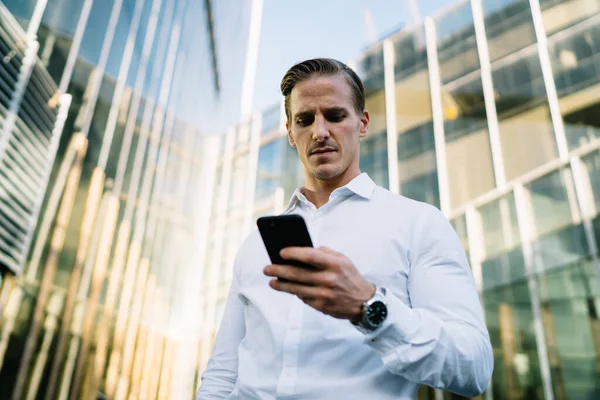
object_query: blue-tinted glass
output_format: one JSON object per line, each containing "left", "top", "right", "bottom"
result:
{"left": 394, "top": 31, "right": 427, "bottom": 80}
{"left": 540, "top": 0, "right": 600, "bottom": 36}
{"left": 282, "top": 141, "right": 303, "bottom": 200}
{"left": 360, "top": 131, "right": 388, "bottom": 188}
{"left": 359, "top": 47, "right": 385, "bottom": 94}
{"left": 2, "top": 0, "right": 36, "bottom": 29}
{"left": 534, "top": 259, "right": 600, "bottom": 398}
{"left": 402, "top": 170, "right": 439, "bottom": 207}
{"left": 436, "top": 2, "right": 479, "bottom": 84}
{"left": 394, "top": 24, "right": 439, "bottom": 208}
{"left": 481, "top": 0, "right": 561, "bottom": 181}
{"left": 479, "top": 193, "right": 544, "bottom": 398}
{"left": 527, "top": 170, "right": 576, "bottom": 237}
{"left": 482, "top": 0, "right": 537, "bottom": 62}
{"left": 532, "top": 224, "right": 589, "bottom": 273}
{"left": 255, "top": 138, "right": 284, "bottom": 201}
{"left": 582, "top": 150, "right": 600, "bottom": 211}
{"left": 551, "top": 22, "right": 600, "bottom": 150}
{"left": 261, "top": 103, "right": 280, "bottom": 136}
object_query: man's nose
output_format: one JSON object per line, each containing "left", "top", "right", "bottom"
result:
{"left": 312, "top": 115, "right": 330, "bottom": 142}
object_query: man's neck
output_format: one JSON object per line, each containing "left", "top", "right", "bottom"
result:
{"left": 303, "top": 170, "right": 361, "bottom": 209}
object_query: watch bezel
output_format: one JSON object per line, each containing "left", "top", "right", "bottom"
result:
{"left": 365, "top": 300, "right": 387, "bottom": 327}
{"left": 357, "top": 285, "right": 387, "bottom": 332}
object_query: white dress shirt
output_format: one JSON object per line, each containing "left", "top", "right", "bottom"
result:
{"left": 197, "top": 173, "right": 493, "bottom": 400}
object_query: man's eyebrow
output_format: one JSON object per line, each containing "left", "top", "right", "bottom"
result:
{"left": 293, "top": 110, "right": 314, "bottom": 119}
{"left": 324, "top": 106, "right": 348, "bottom": 113}
{"left": 293, "top": 107, "right": 348, "bottom": 119}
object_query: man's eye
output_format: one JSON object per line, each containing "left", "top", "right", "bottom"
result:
{"left": 296, "top": 117, "right": 313, "bottom": 126}
{"left": 327, "top": 113, "right": 345, "bottom": 122}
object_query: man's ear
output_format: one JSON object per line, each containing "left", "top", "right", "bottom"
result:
{"left": 359, "top": 109, "right": 370, "bottom": 139}
{"left": 287, "top": 121, "right": 296, "bottom": 147}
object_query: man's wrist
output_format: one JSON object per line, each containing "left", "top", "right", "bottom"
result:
{"left": 352, "top": 284, "right": 388, "bottom": 332}
{"left": 350, "top": 282, "right": 376, "bottom": 324}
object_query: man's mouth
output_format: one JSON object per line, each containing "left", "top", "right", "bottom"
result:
{"left": 311, "top": 148, "right": 336, "bottom": 156}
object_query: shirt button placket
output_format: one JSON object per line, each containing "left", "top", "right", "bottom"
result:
{"left": 275, "top": 297, "right": 304, "bottom": 397}
{"left": 276, "top": 202, "right": 319, "bottom": 398}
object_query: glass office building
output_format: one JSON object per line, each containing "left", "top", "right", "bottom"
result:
{"left": 0, "top": 1, "right": 249, "bottom": 399}
{"left": 204, "top": 0, "right": 600, "bottom": 398}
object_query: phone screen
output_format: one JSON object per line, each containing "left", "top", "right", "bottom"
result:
{"left": 257, "top": 214, "right": 315, "bottom": 278}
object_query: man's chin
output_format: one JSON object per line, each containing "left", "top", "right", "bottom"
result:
{"left": 311, "top": 165, "right": 343, "bottom": 181}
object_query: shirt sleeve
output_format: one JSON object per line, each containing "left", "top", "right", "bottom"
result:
{"left": 196, "top": 253, "right": 246, "bottom": 399}
{"left": 364, "top": 206, "right": 494, "bottom": 397}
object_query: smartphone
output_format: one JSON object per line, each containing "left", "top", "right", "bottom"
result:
{"left": 257, "top": 214, "right": 315, "bottom": 281}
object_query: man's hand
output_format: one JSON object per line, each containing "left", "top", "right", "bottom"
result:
{"left": 263, "top": 246, "right": 375, "bottom": 323}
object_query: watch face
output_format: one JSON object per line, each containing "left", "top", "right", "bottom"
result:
{"left": 366, "top": 301, "right": 387, "bottom": 327}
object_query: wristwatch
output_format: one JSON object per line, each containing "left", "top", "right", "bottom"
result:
{"left": 355, "top": 285, "right": 388, "bottom": 333}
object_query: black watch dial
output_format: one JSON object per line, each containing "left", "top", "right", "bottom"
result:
{"left": 366, "top": 300, "right": 387, "bottom": 327}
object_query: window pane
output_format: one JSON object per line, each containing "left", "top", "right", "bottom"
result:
{"left": 3, "top": 0, "right": 37, "bottom": 29}
{"left": 228, "top": 152, "right": 249, "bottom": 211}
{"left": 527, "top": 169, "right": 578, "bottom": 237}
{"left": 480, "top": 194, "right": 521, "bottom": 259}
{"left": 534, "top": 260, "right": 600, "bottom": 398}
{"left": 526, "top": 167, "right": 600, "bottom": 397}
{"left": 484, "top": 1, "right": 559, "bottom": 180}
{"left": 582, "top": 150, "right": 600, "bottom": 212}
{"left": 550, "top": 20, "right": 600, "bottom": 150}
{"left": 282, "top": 141, "right": 303, "bottom": 201}
{"left": 435, "top": 5, "right": 496, "bottom": 209}
{"left": 358, "top": 47, "right": 388, "bottom": 189}
{"left": 360, "top": 130, "right": 388, "bottom": 188}
{"left": 541, "top": 0, "right": 600, "bottom": 36}
{"left": 261, "top": 103, "right": 281, "bottom": 137}
{"left": 255, "top": 138, "right": 284, "bottom": 202}
{"left": 437, "top": 2, "right": 480, "bottom": 84}
{"left": 480, "top": 193, "right": 543, "bottom": 399}
{"left": 482, "top": 0, "right": 537, "bottom": 62}
{"left": 482, "top": 268, "right": 543, "bottom": 399}
{"left": 395, "top": 26, "right": 438, "bottom": 207}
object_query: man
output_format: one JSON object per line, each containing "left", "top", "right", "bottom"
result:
{"left": 197, "top": 58, "right": 493, "bottom": 399}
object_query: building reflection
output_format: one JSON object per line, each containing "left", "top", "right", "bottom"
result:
{"left": 201, "top": 1, "right": 600, "bottom": 399}
{"left": 0, "top": 0, "right": 248, "bottom": 399}
{"left": 2, "top": 0, "right": 600, "bottom": 399}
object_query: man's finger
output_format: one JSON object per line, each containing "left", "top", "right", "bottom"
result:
{"left": 279, "top": 247, "right": 336, "bottom": 269}
{"left": 263, "top": 264, "right": 320, "bottom": 285}
{"left": 269, "top": 279, "right": 329, "bottom": 299}
{"left": 317, "top": 246, "right": 341, "bottom": 256}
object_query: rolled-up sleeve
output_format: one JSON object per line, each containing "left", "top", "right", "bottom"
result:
{"left": 365, "top": 206, "right": 493, "bottom": 397}
{"left": 196, "top": 254, "right": 245, "bottom": 399}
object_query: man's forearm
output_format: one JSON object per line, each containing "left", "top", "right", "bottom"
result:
{"left": 363, "top": 292, "right": 493, "bottom": 397}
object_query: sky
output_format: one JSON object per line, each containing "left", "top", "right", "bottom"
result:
{"left": 250, "top": 0, "right": 453, "bottom": 118}
{"left": 0, "top": 0, "right": 454, "bottom": 134}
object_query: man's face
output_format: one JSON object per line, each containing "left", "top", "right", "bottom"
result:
{"left": 286, "top": 74, "right": 370, "bottom": 183}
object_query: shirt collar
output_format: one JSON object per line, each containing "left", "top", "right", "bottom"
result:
{"left": 283, "top": 173, "right": 376, "bottom": 214}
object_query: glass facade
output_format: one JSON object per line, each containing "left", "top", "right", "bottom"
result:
{"left": 394, "top": 25, "right": 440, "bottom": 207}
{"left": 4, "top": 0, "right": 600, "bottom": 399}
{"left": 0, "top": 1, "right": 249, "bottom": 399}
{"left": 204, "top": 1, "right": 600, "bottom": 399}
{"left": 358, "top": 45, "right": 389, "bottom": 189}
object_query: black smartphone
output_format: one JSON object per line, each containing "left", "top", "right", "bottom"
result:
{"left": 257, "top": 214, "right": 315, "bottom": 281}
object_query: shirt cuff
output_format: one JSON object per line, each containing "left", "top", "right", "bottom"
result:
{"left": 361, "top": 290, "right": 420, "bottom": 357}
